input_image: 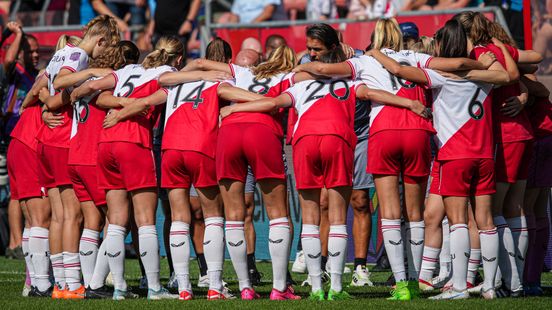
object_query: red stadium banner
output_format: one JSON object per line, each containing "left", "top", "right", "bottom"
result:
{"left": 215, "top": 12, "right": 496, "bottom": 57}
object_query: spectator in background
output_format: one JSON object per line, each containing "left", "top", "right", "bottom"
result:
{"left": 104, "top": 0, "right": 147, "bottom": 26}
{"left": 347, "top": 0, "right": 396, "bottom": 19}
{"left": 72, "top": 0, "right": 129, "bottom": 32}
{"left": 240, "top": 37, "right": 263, "bottom": 56}
{"left": 400, "top": 22, "right": 420, "bottom": 49}
{"left": 146, "top": 0, "right": 201, "bottom": 48}
{"left": 534, "top": 0, "right": 552, "bottom": 74}
{"left": 1, "top": 22, "right": 39, "bottom": 260}
{"left": 219, "top": 0, "right": 286, "bottom": 24}
{"left": 306, "top": 0, "right": 337, "bottom": 20}
{"left": 264, "top": 34, "right": 286, "bottom": 59}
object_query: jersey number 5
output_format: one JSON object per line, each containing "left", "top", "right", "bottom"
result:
{"left": 173, "top": 82, "right": 205, "bottom": 109}
{"left": 119, "top": 74, "right": 141, "bottom": 97}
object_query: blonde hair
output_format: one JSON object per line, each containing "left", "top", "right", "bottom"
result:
{"left": 411, "top": 36, "right": 435, "bottom": 55}
{"left": 252, "top": 45, "right": 296, "bottom": 79}
{"left": 372, "top": 18, "right": 403, "bottom": 52}
{"left": 142, "top": 36, "right": 184, "bottom": 69}
{"left": 55, "top": 35, "right": 82, "bottom": 51}
{"left": 489, "top": 22, "right": 517, "bottom": 47}
{"left": 83, "top": 15, "right": 120, "bottom": 47}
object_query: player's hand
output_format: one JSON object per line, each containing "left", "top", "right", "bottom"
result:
{"left": 501, "top": 94, "right": 527, "bottom": 117}
{"left": 409, "top": 100, "right": 431, "bottom": 119}
{"left": 479, "top": 52, "right": 497, "bottom": 68}
{"left": 201, "top": 71, "right": 232, "bottom": 82}
{"left": 6, "top": 22, "right": 22, "bottom": 35}
{"left": 18, "top": 107, "right": 25, "bottom": 116}
{"left": 364, "top": 49, "right": 375, "bottom": 57}
{"left": 70, "top": 87, "right": 81, "bottom": 104}
{"left": 438, "top": 70, "right": 465, "bottom": 80}
{"left": 43, "top": 111, "right": 64, "bottom": 128}
{"left": 103, "top": 110, "right": 120, "bottom": 128}
{"left": 220, "top": 106, "right": 234, "bottom": 119}
{"left": 491, "top": 37, "right": 505, "bottom": 48}
{"left": 38, "top": 87, "right": 50, "bottom": 103}
{"left": 341, "top": 43, "right": 355, "bottom": 59}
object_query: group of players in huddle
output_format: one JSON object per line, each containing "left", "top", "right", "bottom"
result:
{"left": 8, "top": 11, "right": 551, "bottom": 302}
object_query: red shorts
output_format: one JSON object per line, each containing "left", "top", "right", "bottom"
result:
{"left": 438, "top": 158, "right": 495, "bottom": 197}
{"left": 495, "top": 141, "right": 532, "bottom": 183}
{"left": 293, "top": 135, "right": 353, "bottom": 189}
{"left": 7, "top": 139, "right": 45, "bottom": 200}
{"left": 161, "top": 150, "right": 217, "bottom": 189}
{"left": 429, "top": 160, "right": 440, "bottom": 195}
{"left": 37, "top": 142, "right": 71, "bottom": 189}
{"left": 68, "top": 165, "right": 106, "bottom": 206}
{"left": 97, "top": 142, "right": 157, "bottom": 191}
{"left": 216, "top": 123, "right": 285, "bottom": 182}
{"left": 367, "top": 130, "right": 431, "bottom": 183}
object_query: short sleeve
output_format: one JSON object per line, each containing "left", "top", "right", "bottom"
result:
{"left": 413, "top": 52, "right": 433, "bottom": 69}
{"left": 346, "top": 58, "right": 362, "bottom": 80}
{"left": 506, "top": 45, "right": 519, "bottom": 62}
{"left": 61, "top": 49, "right": 88, "bottom": 73}
{"left": 229, "top": 64, "right": 248, "bottom": 78}
{"left": 283, "top": 84, "right": 300, "bottom": 107}
{"left": 422, "top": 69, "right": 447, "bottom": 89}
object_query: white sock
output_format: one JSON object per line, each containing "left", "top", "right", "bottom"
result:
{"left": 438, "top": 217, "right": 452, "bottom": 279}
{"left": 22, "top": 228, "right": 35, "bottom": 286}
{"left": 89, "top": 236, "right": 110, "bottom": 290}
{"left": 450, "top": 224, "right": 469, "bottom": 291}
{"left": 170, "top": 221, "right": 191, "bottom": 293}
{"left": 381, "top": 219, "right": 406, "bottom": 282}
{"left": 406, "top": 221, "right": 425, "bottom": 280}
{"left": 301, "top": 224, "right": 322, "bottom": 292}
{"left": 494, "top": 216, "right": 521, "bottom": 291}
{"left": 419, "top": 246, "right": 440, "bottom": 283}
{"left": 467, "top": 248, "right": 481, "bottom": 285}
{"left": 269, "top": 217, "right": 291, "bottom": 292}
{"left": 106, "top": 224, "right": 127, "bottom": 291}
{"left": 204, "top": 217, "right": 224, "bottom": 292}
{"left": 29, "top": 227, "right": 50, "bottom": 291}
{"left": 50, "top": 253, "right": 65, "bottom": 289}
{"left": 79, "top": 229, "right": 100, "bottom": 288}
{"left": 479, "top": 228, "right": 499, "bottom": 291}
{"left": 507, "top": 216, "right": 528, "bottom": 281}
{"left": 63, "top": 251, "right": 81, "bottom": 291}
{"left": 225, "top": 221, "right": 250, "bottom": 291}
{"left": 328, "top": 225, "right": 347, "bottom": 292}
{"left": 138, "top": 225, "right": 161, "bottom": 291}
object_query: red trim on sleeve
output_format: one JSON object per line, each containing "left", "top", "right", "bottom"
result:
{"left": 60, "top": 66, "right": 76, "bottom": 73}
{"left": 345, "top": 60, "right": 357, "bottom": 80}
{"left": 161, "top": 87, "right": 169, "bottom": 94}
{"left": 283, "top": 92, "right": 295, "bottom": 107}
{"left": 425, "top": 57, "right": 433, "bottom": 69}
{"left": 110, "top": 72, "right": 118, "bottom": 85}
{"left": 421, "top": 69, "right": 432, "bottom": 87}
{"left": 229, "top": 64, "right": 236, "bottom": 78}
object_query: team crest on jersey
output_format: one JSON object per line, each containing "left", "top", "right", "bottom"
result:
{"left": 70, "top": 52, "right": 81, "bottom": 61}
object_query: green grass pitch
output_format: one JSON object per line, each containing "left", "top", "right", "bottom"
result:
{"left": 0, "top": 257, "right": 551, "bottom": 309}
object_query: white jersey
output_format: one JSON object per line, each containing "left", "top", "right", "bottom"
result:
{"left": 284, "top": 78, "right": 359, "bottom": 147}
{"left": 346, "top": 48, "right": 434, "bottom": 135}
{"left": 229, "top": 64, "right": 289, "bottom": 97}
{"left": 45, "top": 44, "right": 89, "bottom": 95}
{"left": 112, "top": 64, "right": 175, "bottom": 98}
{"left": 423, "top": 69, "right": 494, "bottom": 160}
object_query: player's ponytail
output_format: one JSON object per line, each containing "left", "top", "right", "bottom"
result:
{"left": 142, "top": 36, "right": 184, "bottom": 69}
{"left": 252, "top": 45, "right": 296, "bottom": 79}
{"left": 206, "top": 37, "right": 232, "bottom": 63}
{"left": 55, "top": 34, "right": 82, "bottom": 51}
{"left": 372, "top": 18, "right": 403, "bottom": 52}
